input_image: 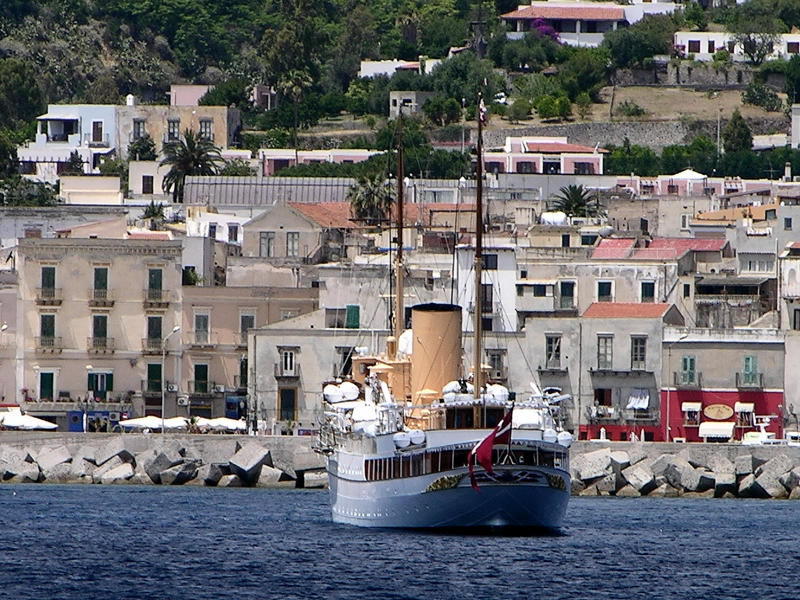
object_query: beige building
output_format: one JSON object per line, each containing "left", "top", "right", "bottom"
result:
{"left": 16, "top": 237, "right": 183, "bottom": 427}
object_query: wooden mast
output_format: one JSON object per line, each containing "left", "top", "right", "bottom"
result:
{"left": 393, "top": 109, "right": 404, "bottom": 358}
{"left": 473, "top": 94, "right": 484, "bottom": 419}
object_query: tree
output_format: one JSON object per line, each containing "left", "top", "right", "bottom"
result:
{"left": 535, "top": 95, "right": 559, "bottom": 120}
{"left": 160, "top": 130, "right": 223, "bottom": 202}
{"left": 786, "top": 55, "right": 800, "bottom": 104}
{"left": 128, "top": 134, "right": 157, "bottom": 161}
{"left": 62, "top": 151, "right": 85, "bottom": 176}
{"left": 199, "top": 77, "right": 252, "bottom": 111}
{"left": 278, "top": 69, "right": 313, "bottom": 149}
{"left": 0, "top": 129, "right": 18, "bottom": 179}
{"left": 733, "top": 32, "right": 780, "bottom": 66}
{"left": 683, "top": 3, "right": 708, "bottom": 31}
{"left": 508, "top": 99, "right": 532, "bottom": 122}
{"left": 605, "top": 138, "right": 661, "bottom": 176}
{"left": 602, "top": 14, "right": 678, "bottom": 68}
{"left": 347, "top": 174, "right": 395, "bottom": 226}
{"left": 220, "top": 158, "right": 256, "bottom": 176}
{"left": 0, "top": 177, "right": 57, "bottom": 206}
{"left": 0, "top": 58, "right": 46, "bottom": 130}
{"left": 575, "top": 92, "right": 592, "bottom": 120}
{"left": 722, "top": 109, "right": 753, "bottom": 154}
{"left": 551, "top": 185, "right": 603, "bottom": 217}
{"left": 143, "top": 200, "right": 165, "bottom": 219}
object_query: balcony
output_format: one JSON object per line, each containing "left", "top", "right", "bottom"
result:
{"left": 88, "top": 288, "right": 114, "bottom": 307}
{"left": 587, "top": 404, "right": 619, "bottom": 423}
{"left": 736, "top": 372, "right": 764, "bottom": 389}
{"left": 188, "top": 380, "right": 216, "bottom": 396}
{"left": 673, "top": 371, "right": 703, "bottom": 388}
{"left": 87, "top": 337, "right": 115, "bottom": 353}
{"left": 274, "top": 363, "right": 301, "bottom": 379}
{"left": 589, "top": 366, "right": 654, "bottom": 377}
{"left": 467, "top": 301, "right": 503, "bottom": 315}
{"left": 84, "top": 133, "right": 110, "bottom": 147}
{"left": 36, "top": 287, "right": 62, "bottom": 306}
{"left": 141, "top": 379, "right": 162, "bottom": 397}
{"left": 36, "top": 336, "right": 63, "bottom": 353}
{"left": 142, "top": 337, "right": 163, "bottom": 354}
{"left": 187, "top": 331, "right": 216, "bottom": 349}
{"left": 623, "top": 409, "right": 657, "bottom": 422}
{"left": 143, "top": 288, "right": 170, "bottom": 308}
{"left": 538, "top": 362, "right": 567, "bottom": 376}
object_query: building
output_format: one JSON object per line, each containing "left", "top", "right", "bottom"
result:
{"left": 483, "top": 137, "right": 607, "bottom": 175}
{"left": 674, "top": 31, "right": 800, "bottom": 62}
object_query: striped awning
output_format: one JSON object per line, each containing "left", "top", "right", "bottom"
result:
{"left": 698, "top": 421, "right": 735, "bottom": 439}
{"left": 682, "top": 402, "right": 702, "bottom": 412}
{"left": 735, "top": 402, "right": 755, "bottom": 413}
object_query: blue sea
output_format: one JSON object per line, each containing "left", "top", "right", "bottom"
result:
{"left": 0, "top": 485, "right": 796, "bottom": 600}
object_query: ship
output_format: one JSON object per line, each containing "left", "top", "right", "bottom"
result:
{"left": 315, "top": 98, "right": 573, "bottom": 530}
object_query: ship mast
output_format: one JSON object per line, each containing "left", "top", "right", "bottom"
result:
{"left": 393, "top": 110, "right": 404, "bottom": 358}
{"left": 473, "top": 94, "right": 484, "bottom": 413}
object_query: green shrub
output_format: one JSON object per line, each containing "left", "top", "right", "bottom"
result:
{"left": 616, "top": 100, "right": 645, "bottom": 117}
{"left": 742, "top": 82, "right": 782, "bottom": 112}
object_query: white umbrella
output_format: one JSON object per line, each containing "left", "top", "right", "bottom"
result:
{"left": 206, "top": 417, "right": 247, "bottom": 432}
{"left": 162, "top": 416, "right": 189, "bottom": 431}
{"left": 0, "top": 411, "right": 57, "bottom": 430}
{"left": 119, "top": 415, "right": 164, "bottom": 430}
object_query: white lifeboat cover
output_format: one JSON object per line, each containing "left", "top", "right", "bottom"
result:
{"left": 398, "top": 329, "right": 413, "bottom": 356}
{"left": 323, "top": 384, "right": 344, "bottom": 403}
{"left": 557, "top": 431, "right": 574, "bottom": 447}
{"left": 409, "top": 429, "right": 425, "bottom": 445}
{"left": 393, "top": 431, "right": 411, "bottom": 448}
{"left": 352, "top": 403, "right": 377, "bottom": 422}
{"left": 513, "top": 408, "right": 543, "bottom": 429}
{"left": 339, "top": 381, "right": 359, "bottom": 401}
{"left": 443, "top": 380, "right": 474, "bottom": 394}
{"left": 543, "top": 428, "right": 558, "bottom": 443}
{"left": 486, "top": 384, "right": 509, "bottom": 402}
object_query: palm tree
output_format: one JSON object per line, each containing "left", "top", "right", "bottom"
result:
{"left": 160, "top": 129, "right": 223, "bottom": 202}
{"left": 551, "top": 184, "right": 603, "bottom": 218}
{"left": 278, "top": 69, "right": 313, "bottom": 149}
{"left": 347, "top": 174, "right": 395, "bottom": 226}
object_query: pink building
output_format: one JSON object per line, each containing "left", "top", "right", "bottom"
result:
{"left": 483, "top": 136, "right": 607, "bottom": 175}
{"left": 258, "top": 149, "right": 380, "bottom": 176}
{"left": 616, "top": 169, "right": 773, "bottom": 198}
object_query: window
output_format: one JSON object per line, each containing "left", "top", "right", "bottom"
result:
{"left": 142, "top": 175, "right": 153, "bottom": 195}
{"left": 559, "top": 281, "right": 575, "bottom": 309}
{"left": 545, "top": 335, "right": 561, "bottom": 369}
{"left": 146, "top": 363, "right": 162, "bottom": 393}
{"left": 207, "top": 223, "right": 217, "bottom": 239}
{"left": 597, "top": 281, "right": 613, "bottom": 302}
{"left": 641, "top": 281, "right": 655, "bottom": 303}
{"left": 40, "top": 314, "right": 55, "bottom": 344}
{"left": 667, "top": 184, "right": 678, "bottom": 194}
{"left": 199, "top": 119, "right": 213, "bottom": 141}
{"left": 93, "top": 267, "right": 108, "bottom": 300}
{"left": 92, "top": 121, "right": 103, "bottom": 144}
{"left": 482, "top": 254, "right": 498, "bottom": 270}
{"left": 561, "top": 234, "right": 570, "bottom": 248}
{"left": 683, "top": 283, "right": 691, "bottom": 298}
{"left": 167, "top": 119, "right": 180, "bottom": 141}
{"left": 228, "top": 224, "right": 239, "bottom": 243}
{"left": 39, "top": 372, "right": 55, "bottom": 402}
{"left": 727, "top": 41, "right": 735, "bottom": 53}
{"left": 742, "top": 355, "right": 758, "bottom": 385}
{"left": 681, "top": 214, "right": 691, "bottom": 231}
{"left": 688, "top": 40, "right": 700, "bottom": 53}
{"left": 279, "top": 388, "right": 297, "bottom": 421}
{"left": 785, "top": 217, "right": 793, "bottom": 231}
{"left": 520, "top": 269, "right": 528, "bottom": 279}
{"left": 597, "top": 335, "right": 613, "bottom": 370}
{"left": 194, "top": 313, "right": 209, "bottom": 344}
{"left": 707, "top": 40, "right": 715, "bottom": 53}
{"left": 286, "top": 232, "right": 299, "bottom": 257}
{"left": 326, "top": 308, "right": 347, "bottom": 328}
{"left": 147, "top": 315, "right": 162, "bottom": 341}
{"left": 92, "top": 314, "right": 108, "bottom": 346}
{"left": 240, "top": 313, "right": 255, "bottom": 345}
{"left": 574, "top": 162, "right": 595, "bottom": 175}
{"left": 789, "top": 42, "right": 800, "bottom": 54}
{"left": 147, "top": 267, "right": 162, "bottom": 301}
{"left": 87, "top": 372, "right": 113, "bottom": 401}
{"left": 794, "top": 309, "right": 800, "bottom": 331}
{"left": 41, "top": 266, "right": 56, "bottom": 297}
{"left": 487, "top": 350, "right": 505, "bottom": 378}
{"left": 517, "top": 161, "right": 536, "bottom": 174}
{"left": 680, "top": 355, "right": 696, "bottom": 384}
{"left": 281, "top": 349, "right": 295, "bottom": 375}
{"left": 481, "top": 284, "right": 493, "bottom": 313}
{"left": 260, "top": 232, "right": 275, "bottom": 257}
{"left": 132, "top": 119, "right": 146, "bottom": 141}
{"left": 335, "top": 346, "right": 355, "bottom": 377}
{"left": 631, "top": 336, "right": 646, "bottom": 370}
{"left": 193, "top": 363, "right": 209, "bottom": 394}
{"left": 532, "top": 284, "right": 546, "bottom": 297}
{"left": 581, "top": 235, "right": 598, "bottom": 246}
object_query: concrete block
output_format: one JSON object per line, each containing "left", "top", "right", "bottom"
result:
{"left": 573, "top": 448, "right": 612, "bottom": 481}
{"left": 302, "top": 471, "right": 327, "bottom": 489}
{"left": 649, "top": 454, "right": 675, "bottom": 477}
{"left": 609, "top": 451, "right": 630, "bottom": 473}
{"left": 695, "top": 468, "right": 715, "bottom": 493}
{"left": 92, "top": 456, "right": 123, "bottom": 483}
{"left": 682, "top": 489, "right": 715, "bottom": 498}
{"left": 738, "top": 473, "right": 769, "bottom": 498}
{"left": 3, "top": 457, "right": 40, "bottom": 482}
{"left": 707, "top": 453, "right": 735, "bottom": 475}
{"left": 648, "top": 482, "right": 680, "bottom": 498}
{"left": 159, "top": 461, "right": 199, "bottom": 486}
{"left": 615, "top": 484, "right": 641, "bottom": 497}
{"left": 595, "top": 473, "right": 620, "bottom": 494}
{"left": 256, "top": 465, "right": 295, "bottom": 488}
{"left": 95, "top": 438, "right": 134, "bottom": 467}
{"left": 197, "top": 463, "right": 225, "bottom": 486}
{"left": 754, "top": 454, "right": 793, "bottom": 479}
{"left": 74, "top": 445, "right": 97, "bottom": 465}
{"left": 129, "top": 472, "right": 152, "bottom": 485}
{"left": 570, "top": 477, "right": 586, "bottom": 495}
{"left": 41, "top": 462, "right": 74, "bottom": 483}
{"left": 217, "top": 474, "right": 242, "bottom": 487}
{"left": 145, "top": 452, "right": 183, "bottom": 484}
{"left": 780, "top": 466, "right": 800, "bottom": 491}
{"left": 100, "top": 463, "right": 134, "bottom": 484}
{"left": 37, "top": 445, "right": 72, "bottom": 472}
{"left": 154, "top": 440, "right": 184, "bottom": 464}
{"left": 626, "top": 444, "right": 648, "bottom": 466}
{"left": 71, "top": 459, "right": 95, "bottom": 479}
{"left": 229, "top": 443, "right": 272, "bottom": 483}
{"left": 754, "top": 455, "right": 793, "bottom": 498}
{"left": 713, "top": 471, "right": 736, "bottom": 497}
{"left": 665, "top": 457, "right": 701, "bottom": 491}
{"left": 790, "top": 486, "right": 800, "bottom": 500}
{"left": 578, "top": 483, "right": 599, "bottom": 496}
{"left": 621, "top": 463, "right": 657, "bottom": 495}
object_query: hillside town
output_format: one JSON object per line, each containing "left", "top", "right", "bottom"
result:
{"left": 3, "top": 0, "right": 800, "bottom": 450}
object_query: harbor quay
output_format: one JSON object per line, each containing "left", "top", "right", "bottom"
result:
{"left": 3, "top": 433, "right": 800, "bottom": 499}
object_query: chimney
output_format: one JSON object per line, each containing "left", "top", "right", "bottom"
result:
{"left": 785, "top": 162, "right": 792, "bottom": 182}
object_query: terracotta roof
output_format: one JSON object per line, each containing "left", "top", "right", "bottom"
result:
{"left": 502, "top": 3, "right": 626, "bottom": 22}
{"left": 591, "top": 238, "right": 635, "bottom": 259}
{"left": 629, "top": 247, "right": 686, "bottom": 260}
{"left": 522, "top": 141, "right": 607, "bottom": 154}
{"left": 583, "top": 302, "right": 672, "bottom": 319}
{"left": 647, "top": 238, "right": 727, "bottom": 252}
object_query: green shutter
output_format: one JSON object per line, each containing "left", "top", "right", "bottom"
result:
{"left": 106, "top": 373, "right": 113, "bottom": 391}
{"left": 88, "top": 373, "right": 95, "bottom": 391}
{"left": 345, "top": 305, "right": 360, "bottom": 329}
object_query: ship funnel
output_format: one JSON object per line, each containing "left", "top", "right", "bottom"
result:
{"left": 410, "top": 303, "right": 462, "bottom": 403}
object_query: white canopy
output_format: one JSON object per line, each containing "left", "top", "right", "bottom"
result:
{"left": 698, "top": 421, "right": 735, "bottom": 440}
{"left": 0, "top": 410, "right": 57, "bottom": 430}
{"left": 205, "top": 417, "right": 246, "bottom": 431}
{"left": 119, "top": 415, "right": 164, "bottom": 430}
{"left": 162, "top": 416, "right": 190, "bottom": 430}
{"left": 681, "top": 402, "right": 702, "bottom": 412}
{"left": 735, "top": 402, "right": 755, "bottom": 413}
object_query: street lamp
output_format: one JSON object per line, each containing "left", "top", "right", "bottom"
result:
{"left": 84, "top": 364, "right": 93, "bottom": 432}
{"left": 665, "top": 332, "right": 689, "bottom": 442}
{"left": 162, "top": 325, "right": 181, "bottom": 435}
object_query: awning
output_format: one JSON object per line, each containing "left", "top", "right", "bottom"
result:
{"left": 698, "top": 421, "right": 735, "bottom": 439}
{"left": 37, "top": 113, "right": 79, "bottom": 120}
{"left": 735, "top": 402, "right": 755, "bottom": 413}
{"left": 626, "top": 389, "right": 650, "bottom": 410}
{"left": 682, "top": 402, "right": 702, "bottom": 412}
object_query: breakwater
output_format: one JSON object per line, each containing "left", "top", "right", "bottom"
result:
{"left": 5, "top": 434, "right": 800, "bottom": 498}
{"left": 0, "top": 432, "right": 326, "bottom": 488}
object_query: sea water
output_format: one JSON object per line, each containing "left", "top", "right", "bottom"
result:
{"left": 0, "top": 485, "right": 796, "bottom": 600}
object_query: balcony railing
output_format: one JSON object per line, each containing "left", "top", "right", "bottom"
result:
{"left": 274, "top": 363, "right": 301, "bottom": 378}
{"left": 467, "top": 301, "right": 503, "bottom": 315}
{"left": 89, "top": 288, "right": 114, "bottom": 307}
{"left": 188, "top": 331, "right": 215, "bottom": 347}
{"left": 87, "top": 337, "right": 115, "bottom": 353}
{"left": 141, "top": 379, "right": 162, "bottom": 395}
{"left": 36, "top": 287, "right": 63, "bottom": 306}
{"left": 623, "top": 409, "right": 656, "bottom": 422}
{"left": 36, "top": 336, "right": 63, "bottom": 352}
{"left": 188, "top": 380, "right": 216, "bottom": 395}
{"left": 673, "top": 371, "right": 703, "bottom": 388}
{"left": 736, "top": 372, "right": 764, "bottom": 388}
{"left": 84, "top": 133, "right": 110, "bottom": 147}
{"left": 143, "top": 288, "right": 169, "bottom": 305}
{"left": 587, "top": 405, "right": 619, "bottom": 423}
{"left": 142, "top": 337, "right": 162, "bottom": 354}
